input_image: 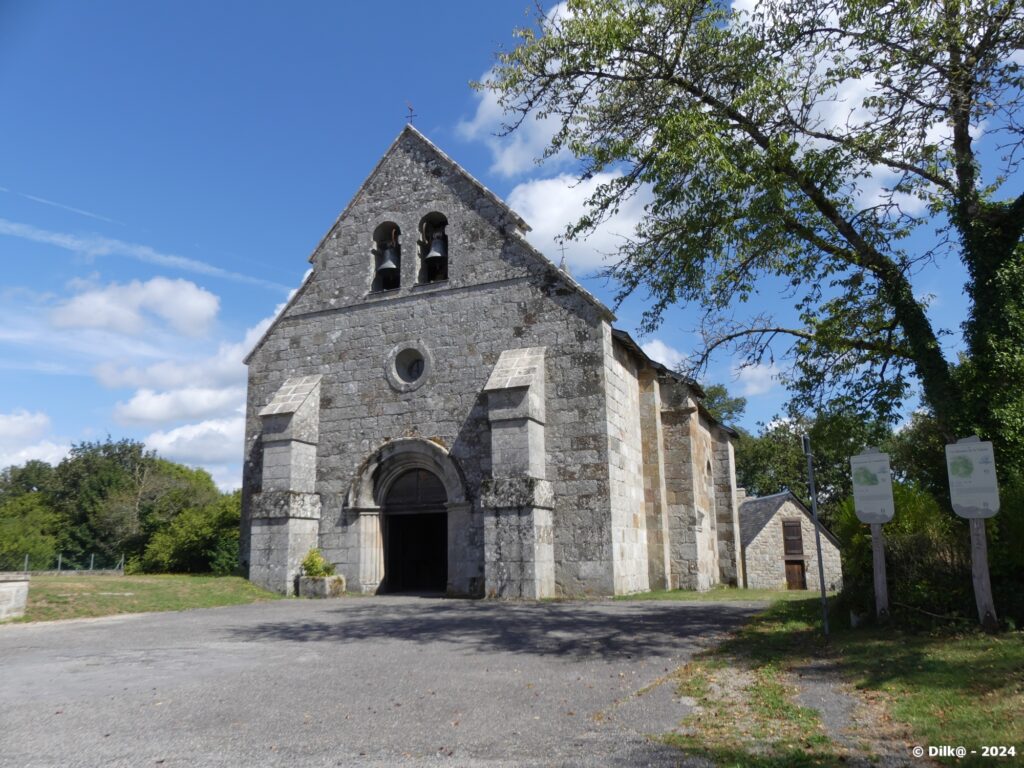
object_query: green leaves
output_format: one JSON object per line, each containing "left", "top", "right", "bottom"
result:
{"left": 0, "top": 439, "right": 239, "bottom": 574}
{"left": 484, "top": 0, "right": 1024, "bottom": 470}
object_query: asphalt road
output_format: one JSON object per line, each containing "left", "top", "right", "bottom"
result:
{"left": 0, "top": 597, "right": 764, "bottom": 767}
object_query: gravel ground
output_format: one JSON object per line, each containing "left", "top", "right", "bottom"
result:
{"left": 0, "top": 596, "right": 765, "bottom": 767}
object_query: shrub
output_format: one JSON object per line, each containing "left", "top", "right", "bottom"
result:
{"left": 834, "top": 475, "right": 1024, "bottom": 628}
{"left": 0, "top": 492, "right": 60, "bottom": 570}
{"left": 300, "top": 548, "right": 335, "bottom": 578}
{"left": 833, "top": 482, "right": 972, "bottom": 626}
{"left": 140, "top": 492, "right": 240, "bottom": 574}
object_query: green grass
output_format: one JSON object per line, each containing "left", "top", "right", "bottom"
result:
{"left": 662, "top": 656, "right": 839, "bottom": 767}
{"left": 706, "top": 598, "right": 1024, "bottom": 767}
{"left": 617, "top": 585, "right": 824, "bottom": 602}
{"left": 10, "top": 574, "right": 281, "bottom": 622}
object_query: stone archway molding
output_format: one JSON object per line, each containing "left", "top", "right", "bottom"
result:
{"left": 344, "top": 437, "right": 470, "bottom": 595}
{"left": 345, "top": 437, "right": 468, "bottom": 511}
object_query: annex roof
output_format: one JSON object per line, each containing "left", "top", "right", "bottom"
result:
{"left": 739, "top": 490, "right": 840, "bottom": 549}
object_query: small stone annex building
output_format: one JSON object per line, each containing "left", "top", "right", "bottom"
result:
{"left": 739, "top": 491, "right": 843, "bottom": 591}
{"left": 241, "top": 125, "right": 747, "bottom": 598}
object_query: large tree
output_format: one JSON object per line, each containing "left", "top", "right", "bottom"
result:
{"left": 484, "top": 0, "right": 1024, "bottom": 469}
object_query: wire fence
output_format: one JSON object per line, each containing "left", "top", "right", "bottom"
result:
{"left": 2, "top": 553, "right": 126, "bottom": 574}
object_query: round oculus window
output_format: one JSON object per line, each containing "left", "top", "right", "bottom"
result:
{"left": 395, "top": 348, "right": 425, "bottom": 383}
{"left": 385, "top": 342, "right": 432, "bottom": 392}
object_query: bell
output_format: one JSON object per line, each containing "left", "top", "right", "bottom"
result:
{"left": 425, "top": 231, "right": 447, "bottom": 262}
{"left": 378, "top": 244, "right": 399, "bottom": 272}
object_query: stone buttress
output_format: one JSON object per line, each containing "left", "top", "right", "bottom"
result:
{"left": 479, "top": 347, "right": 555, "bottom": 598}
{"left": 249, "top": 375, "right": 323, "bottom": 595}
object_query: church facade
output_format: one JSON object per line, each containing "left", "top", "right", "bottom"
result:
{"left": 241, "top": 126, "right": 745, "bottom": 598}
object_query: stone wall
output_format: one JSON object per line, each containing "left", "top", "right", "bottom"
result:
{"left": 660, "top": 380, "right": 699, "bottom": 589}
{"left": 603, "top": 332, "right": 649, "bottom": 595}
{"left": 0, "top": 574, "right": 29, "bottom": 621}
{"left": 638, "top": 370, "right": 671, "bottom": 590}
{"left": 243, "top": 128, "right": 620, "bottom": 596}
{"left": 690, "top": 414, "right": 720, "bottom": 590}
{"left": 743, "top": 500, "right": 843, "bottom": 591}
{"left": 712, "top": 430, "right": 742, "bottom": 586}
{"left": 659, "top": 378, "right": 724, "bottom": 591}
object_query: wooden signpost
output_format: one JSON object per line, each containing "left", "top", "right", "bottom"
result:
{"left": 945, "top": 436, "right": 1000, "bottom": 632}
{"left": 850, "top": 448, "right": 895, "bottom": 621}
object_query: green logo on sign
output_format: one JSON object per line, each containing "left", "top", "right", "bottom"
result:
{"left": 950, "top": 456, "right": 974, "bottom": 478}
{"left": 854, "top": 467, "right": 879, "bottom": 486}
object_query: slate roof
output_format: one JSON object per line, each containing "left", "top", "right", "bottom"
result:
{"left": 739, "top": 490, "right": 840, "bottom": 549}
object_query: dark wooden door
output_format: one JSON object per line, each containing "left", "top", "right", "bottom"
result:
{"left": 383, "top": 469, "right": 448, "bottom": 593}
{"left": 785, "top": 560, "right": 807, "bottom": 590}
{"left": 386, "top": 512, "right": 447, "bottom": 592}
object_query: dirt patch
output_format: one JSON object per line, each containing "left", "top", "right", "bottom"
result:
{"left": 790, "top": 659, "right": 925, "bottom": 767}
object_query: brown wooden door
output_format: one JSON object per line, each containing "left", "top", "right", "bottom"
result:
{"left": 785, "top": 560, "right": 806, "bottom": 590}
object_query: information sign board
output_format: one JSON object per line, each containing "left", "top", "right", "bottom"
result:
{"left": 850, "top": 448, "right": 895, "bottom": 524}
{"left": 946, "top": 438, "right": 1000, "bottom": 519}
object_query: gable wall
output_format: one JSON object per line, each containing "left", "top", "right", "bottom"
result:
{"left": 744, "top": 500, "right": 843, "bottom": 591}
{"left": 243, "top": 131, "right": 620, "bottom": 595}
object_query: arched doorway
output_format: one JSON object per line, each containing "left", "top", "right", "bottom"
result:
{"left": 383, "top": 468, "right": 448, "bottom": 593}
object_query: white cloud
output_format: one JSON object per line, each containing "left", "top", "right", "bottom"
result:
{"left": 144, "top": 417, "right": 244, "bottom": 466}
{"left": 114, "top": 386, "right": 246, "bottom": 425}
{"left": 94, "top": 307, "right": 275, "bottom": 391}
{"left": 5, "top": 187, "right": 124, "bottom": 225}
{"left": 203, "top": 463, "right": 242, "bottom": 492}
{"left": 0, "top": 217, "right": 288, "bottom": 292}
{"left": 734, "top": 363, "right": 780, "bottom": 396}
{"left": 457, "top": 79, "right": 565, "bottom": 178}
{"left": 0, "top": 440, "right": 69, "bottom": 469}
{"left": 641, "top": 339, "right": 687, "bottom": 371}
{"left": 508, "top": 172, "right": 651, "bottom": 271}
{"left": 457, "top": 2, "right": 572, "bottom": 180}
{"left": 0, "top": 410, "right": 51, "bottom": 444}
{"left": 51, "top": 277, "right": 219, "bottom": 337}
{"left": 0, "top": 410, "right": 69, "bottom": 469}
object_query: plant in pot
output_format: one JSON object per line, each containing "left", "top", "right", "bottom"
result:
{"left": 297, "top": 548, "right": 345, "bottom": 598}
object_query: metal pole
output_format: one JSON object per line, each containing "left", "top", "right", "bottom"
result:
{"left": 57, "top": 553, "right": 62, "bottom": 572}
{"left": 802, "top": 435, "right": 830, "bottom": 638}
{"left": 90, "top": 553, "right": 94, "bottom": 571}
{"left": 24, "top": 553, "right": 29, "bottom": 573}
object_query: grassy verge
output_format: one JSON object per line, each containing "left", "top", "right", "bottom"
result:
{"left": 666, "top": 597, "right": 1024, "bottom": 766}
{"left": 10, "top": 574, "right": 281, "bottom": 622}
{"left": 617, "top": 585, "right": 823, "bottom": 602}
{"left": 665, "top": 657, "right": 839, "bottom": 768}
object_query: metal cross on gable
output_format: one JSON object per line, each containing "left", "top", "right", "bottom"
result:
{"left": 406, "top": 101, "right": 417, "bottom": 125}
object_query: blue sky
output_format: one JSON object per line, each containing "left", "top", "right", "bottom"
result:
{"left": 0, "top": 1, "right": 975, "bottom": 487}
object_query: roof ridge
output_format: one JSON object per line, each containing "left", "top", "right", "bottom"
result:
{"left": 244, "top": 125, "right": 617, "bottom": 363}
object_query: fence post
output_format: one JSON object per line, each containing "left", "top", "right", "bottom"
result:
{"left": 90, "top": 553, "right": 95, "bottom": 571}
{"left": 24, "top": 553, "right": 29, "bottom": 573}
{"left": 57, "top": 553, "right": 62, "bottom": 572}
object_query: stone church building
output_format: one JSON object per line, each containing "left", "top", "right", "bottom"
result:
{"left": 241, "top": 126, "right": 745, "bottom": 598}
